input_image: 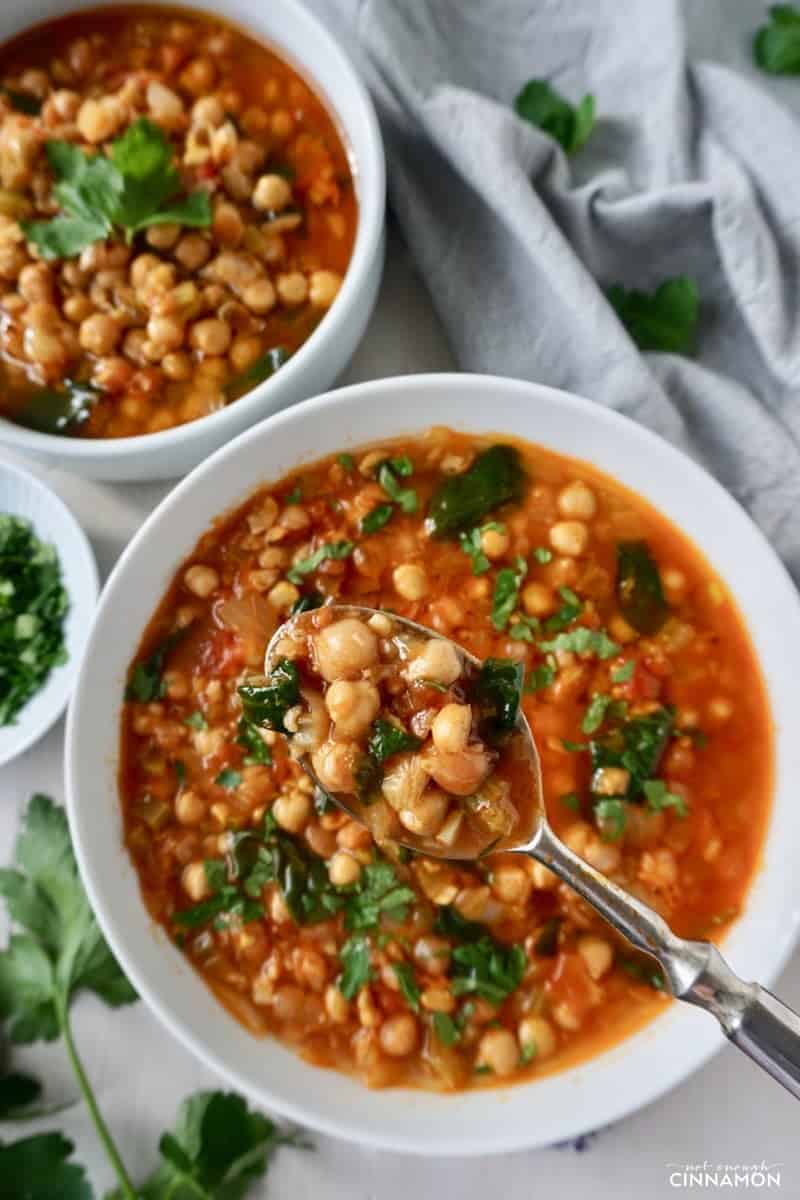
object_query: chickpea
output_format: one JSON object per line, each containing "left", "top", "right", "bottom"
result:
{"left": 325, "top": 679, "right": 380, "bottom": 738}
{"left": 476, "top": 1029, "right": 519, "bottom": 1076}
{"left": 584, "top": 838, "right": 622, "bottom": 874}
{"left": 146, "top": 314, "right": 184, "bottom": 355}
{"left": 294, "top": 946, "right": 328, "bottom": 992}
{"left": 190, "top": 318, "right": 232, "bottom": 356}
{"left": 267, "top": 580, "right": 300, "bottom": 612}
{"left": 577, "top": 935, "right": 614, "bottom": 980}
{"left": 181, "top": 861, "right": 210, "bottom": 902}
{"left": 398, "top": 787, "right": 450, "bottom": 837}
{"left": 707, "top": 696, "right": 733, "bottom": 724}
{"left": 517, "top": 1016, "right": 557, "bottom": 1060}
{"left": 557, "top": 481, "right": 597, "bottom": 520}
{"left": 130, "top": 254, "right": 161, "bottom": 289}
{"left": 63, "top": 294, "right": 94, "bottom": 323}
{"left": 253, "top": 173, "right": 293, "bottom": 212}
{"left": 77, "top": 97, "right": 124, "bottom": 143}
{"left": 24, "top": 328, "right": 65, "bottom": 367}
{"left": 309, "top": 269, "right": 342, "bottom": 309}
{"left": 431, "top": 704, "right": 472, "bottom": 754}
{"left": 180, "top": 56, "right": 217, "bottom": 96}
{"left": 491, "top": 863, "right": 532, "bottom": 906}
{"left": 522, "top": 581, "right": 556, "bottom": 618}
{"left": 184, "top": 564, "right": 220, "bottom": 598}
{"left": 314, "top": 618, "right": 378, "bottom": 682}
{"left": 46, "top": 89, "right": 80, "bottom": 123}
{"left": 311, "top": 740, "right": 357, "bottom": 794}
{"left": 420, "top": 987, "right": 455, "bottom": 1013}
{"left": 427, "top": 746, "right": 490, "bottom": 796}
{"left": 480, "top": 525, "right": 509, "bottom": 559}
{"left": 146, "top": 223, "right": 182, "bottom": 251}
{"left": 276, "top": 271, "right": 308, "bottom": 307}
{"left": 175, "top": 234, "right": 211, "bottom": 271}
{"left": 549, "top": 520, "right": 589, "bottom": 557}
{"left": 393, "top": 563, "right": 428, "bottom": 601}
{"left": 271, "top": 983, "right": 305, "bottom": 1024}
{"left": 272, "top": 788, "right": 313, "bottom": 834}
{"left": 328, "top": 850, "right": 361, "bottom": 887}
{"left": 241, "top": 278, "right": 276, "bottom": 314}
{"left": 413, "top": 934, "right": 450, "bottom": 976}
{"left": 175, "top": 789, "right": 205, "bottom": 825}
{"left": 592, "top": 766, "right": 630, "bottom": 796}
{"left": 0, "top": 243, "right": 28, "bottom": 282}
{"left": 662, "top": 567, "right": 687, "bottom": 598}
{"left": 18, "top": 263, "right": 53, "bottom": 304}
{"left": 93, "top": 356, "right": 133, "bottom": 393}
{"left": 213, "top": 202, "right": 244, "bottom": 247}
{"left": 229, "top": 335, "right": 263, "bottom": 373}
{"left": 163, "top": 352, "right": 193, "bottom": 381}
{"left": 147, "top": 81, "right": 184, "bottom": 126}
{"left": 191, "top": 96, "right": 225, "bottom": 127}
{"left": 406, "top": 639, "right": 461, "bottom": 686}
{"left": 79, "top": 313, "right": 120, "bottom": 356}
{"left": 379, "top": 1013, "right": 419, "bottom": 1058}
{"left": 324, "top": 984, "right": 349, "bottom": 1023}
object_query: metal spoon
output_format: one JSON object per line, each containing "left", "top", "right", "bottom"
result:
{"left": 266, "top": 605, "right": 800, "bottom": 1100}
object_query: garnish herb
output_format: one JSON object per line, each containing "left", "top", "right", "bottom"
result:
{"left": 393, "top": 962, "right": 421, "bottom": 1011}
{"left": 286, "top": 539, "right": 354, "bottom": 584}
{"left": 0, "top": 516, "right": 68, "bottom": 725}
{"left": 338, "top": 936, "right": 372, "bottom": 999}
{"left": 236, "top": 717, "right": 272, "bottom": 766}
{"left": 616, "top": 541, "right": 668, "bottom": 635}
{"left": 459, "top": 522, "right": 505, "bottom": 575}
{"left": 361, "top": 503, "right": 394, "bottom": 534}
{"left": 215, "top": 768, "right": 242, "bottom": 790}
{"left": 184, "top": 711, "right": 207, "bottom": 730}
{"left": 560, "top": 791, "right": 581, "bottom": 811}
{"left": 344, "top": 859, "right": 416, "bottom": 932}
{"left": 525, "top": 662, "right": 555, "bottom": 692}
{"left": 610, "top": 660, "right": 635, "bottom": 683}
{"left": 238, "top": 659, "right": 300, "bottom": 734}
{"left": 620, "top": 958, "right": 666, "bottom": 991}
{"left": 542, "top": 586, "right": 582, "bottom": 634}
{"left": 432, "top": 1012, "right": 460, "bottom": 1046}
{"left": 539, "top": 627, "right": 619, "bottom": 659}
{"left": 519, "top": 1041, "right": 537, "bottom": 1065}
{"left": 125, "top": 626, "right": 185, "bottom": 703}
{"left": 513, "top": 79, "right": 595, "bottom": 154}
{"left": 337, "top": 453, "right": 355, "bottom": 471}
{"left": 24, "top": 119, "right": 212, "bottom": 260}
{"left": 581, "top": 693, "right": 612, "bottom": 734}
{"left": 509, "top": 615, "right": 538, "bottom": 642}
{"left": 377, "top": 457, "right": 418, "bottom": 514}
{"left": 491, "top": 555, "right": 527, "bottom": 631}
{"left": 473, "top": 657, "right": 524, "bottom": 742}
{"left": 436, "top": 906, "right": 526, "bottom": 1006}
{"left": 607, "top": 277, "right": 699, "bottom": 354}
{"left": 427, "top": 445, "right": 525, "bottom": 538}
{"left": 754, "top": 5, "right": 800, "bottom": 73}
{"left": 366, "top": 717, "right": 422, "bottom": 764}
{"left": 594, "top": 797, "right": 627, "bottom": 841}
{"left": 590, "top": 705, "right": 674, "bottom": 798}
{"left": 643, "top": 778, "right": 688, "bottom": 817}
{"left": 17, "top": 379, "right": 100, "bottom": 435}
{"left": 533, "top": 546, "right": 553, "bottom": 564}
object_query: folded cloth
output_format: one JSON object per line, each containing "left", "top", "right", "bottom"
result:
{"left": 311, "top": 0, "right": 800, "bottom": 579}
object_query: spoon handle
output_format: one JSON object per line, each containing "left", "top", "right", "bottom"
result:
{"left": 526, "top": 823, "right": 800, "bottom": 1099}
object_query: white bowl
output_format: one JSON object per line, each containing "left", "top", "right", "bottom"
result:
{"left": 66, "top": 374, "right": 800, "bottom": 1154}
{"left": 0, "top": 459, "right": 98, "bottom": 765}
{"left": 0, "top": 0, "right": 385, "bottom": 482}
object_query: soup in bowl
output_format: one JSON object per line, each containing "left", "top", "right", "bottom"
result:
{"left": 66, "top": 375, "right": 800, "bottom": 1152}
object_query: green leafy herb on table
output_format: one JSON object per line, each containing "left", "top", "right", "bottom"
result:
{"left": 286, "top": 540, "right": 354, "bottom": 584}
{"left": 607, "top": 277, "right": 699, "bottom": 354}
{"left": 24, "top": 118, "right": 212, "bottom": 260}
{"left": 428, "top": 445, "right": 525, "bottom": 538}
{"left": 616, "top": 541, "right": 668, "bottom": 634}
{"left": 0, "top": 516, "right": 69, "bottom": 726}
{"left": 754, "top": 5, "right": 800, "bottom": 73}
{"left": 0, "top": 1131, "right": 92, "bottom": 1200}
{"left": 513, "top": 79, "right": 595, "bottom": 154}
{"left": 16, "top": 379, "right": 100, "bottom": 436}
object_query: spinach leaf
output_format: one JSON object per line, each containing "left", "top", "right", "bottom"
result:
{"left": 514, "top": 79, "right": 595, "bottom": 154}
{"left": 427, "top": 445, "right": 525, "bottom": 538}
{"left": 237, "top": 659, "right": 300, "bottom": 735}
{"left": 525, "top": 662, "right": 555, "bottom": 692}
{"left": 590, "top": 706, "right": 674, "bottom": 797}
{"left": 286, "top": 540, "right": 353, "bottom": 584}
{"left": 125, "top": 627, "right": 186, "bottom": 703}
{"left": 473, "top": 657, "right": 524, "bottom": 742}
{"left": 607, "top": 277, "right": 699, "bottom": 354}
{"left": 17, "top": 380, "right": 99, "bottom": 435}
{"left": 616, "top": 541, "right": 668, "bottom": 634}
{"left": 754, "top": 5, "right": 800, "bottom": 73}
{"left": 366, "top": 718, "right": 421, "bottom": 764}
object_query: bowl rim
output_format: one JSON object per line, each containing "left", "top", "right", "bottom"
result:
{"left": 65, "top": 372, "right": 800, "bottom": 1154}
{"left": 0, "top": 457, "right": 99, "bottom": 764}
{"left": 0, "top": 0, "right": 386, "bottom": 462}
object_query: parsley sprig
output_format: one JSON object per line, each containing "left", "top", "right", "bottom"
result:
{"left": 514, "top": 79, "right": 595, "bottom": 154}
{"left": 607, "top": 277, "right": 699, "bottom": 354}
{"left": 754, "top": 5, "right": 800, "bottom": 73}
{"left": 24, "top": 118, "right": 212, "bottom": 261}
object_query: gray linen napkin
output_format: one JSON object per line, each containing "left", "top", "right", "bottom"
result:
{"left": 312, "top": 0, "right": 800, "bottom": 579}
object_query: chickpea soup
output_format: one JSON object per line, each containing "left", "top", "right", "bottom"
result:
{"left": 120, "top": 430, "right": 772, "bottom": 1091}
{"left": 0, "top": 6, "right": 356, "bottom": 439}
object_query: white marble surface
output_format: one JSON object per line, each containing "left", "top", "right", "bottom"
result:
{"left": 2, "top": 1, "right": 800, "bottom": 1195}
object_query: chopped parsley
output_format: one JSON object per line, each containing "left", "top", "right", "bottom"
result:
{"left": 366, "top": 717, "right": 422, "bottom": 764}
{"left": 338, "top": 936, "right": 373, "bottom": 999}
{"left": 236, "top": 716, "right": 272, "bottom": 765}
{"left": 533, "top": 546, "right": 553, "bottom": 564}
{"left": 538, "top": 627, "right": 619, "bottom": 659}
{"left": 514, "top": 79, "right": 595, "bottom": 154}
{"left": 459, "top": 521, "right": 505, "bottom": 575}
{"left": 287, "top": 540, "right": 354, "bottom": 584}
{"left": 126, "top": 626, "right": 185, "bottom": 703}
{"left": 525, "top": 662, "right": 555, "bottom": 692}
{"left": 542, "top": 586, "right": 582, "bottom": 634}
{"left": 643, "top": 778, "right": 688, "bottom": 817}
{"left": 215, "top": 768, "right": 241, "bottom": 790}
{"left": 581, "top": 693, "right": 612, "bottom": 734}
{"left": 589, "top": 705, "right": 674, "bottom": 798}
{"left": 361, "top": 503, "right": 394, "bottom": 534}
{"left": 593, "top": 797, "right": 627, "bottom": 841}
{"left": 491, "top": 555, "right": 527, "bottom": 631}
{"left": 393, "top": 962, "right": 420, "bottom": 1010}
{"left": 184, "top": 711, "right": 208, "bottom": 730}
{"left": 337, "top": 453, "right": 355, "bottom": 471}
{"left": 432, "top": 1012, "right": 460, "bottom": 1046}
{"left": 377, "top": 457, "right": 418, "bottom": 513}
{"left": 610, "top": 660, "right": 635, "bottom": 683}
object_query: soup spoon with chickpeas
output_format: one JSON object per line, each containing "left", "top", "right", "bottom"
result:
{"left": 245, "top": 603, "right": 800, "bottom": 1098}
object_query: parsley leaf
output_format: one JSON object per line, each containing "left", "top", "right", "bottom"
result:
{"left": 525, "top": 663, "right": 555, "bottom": 692}
{"left": 542, "top": 586, "right": 582, "bottom": 634}
{"left": 361, "top": 503, "right": 394, "bottom": 534}
{"left": 538, "top": 627, "right": 619, "bottom": 659}
{"left": 590, "top": 706, "right": 674, "bottom": 797}
{"left": 459, "top": 522, "right": 504, "bottom": 576}
{"left": 607, "top": 277, "right": 699, "bottom": 354}
{"left": 184, "top": 711, "right": 208, "bottom": 730}
{"left": 226, "top": 346, "right": 289, "bottom": 396}
{"left": 432, "top": 1012, "right": 460, "bottom": 1046}
{"left": 594, "top": 797, "right": 627, "bottom": 841}
{"left": 0, "top": 1132, "right": 92, "bottom": 1200}
{"left": 215, "top": 768, "right": 241, "bottom": 791}
{"left": 514, "top": 79, "right": 595, "bottom": 154}
{"left": 0, "top": 795, "right": 137, "bottom": 1046}
{"left": 337, "top": 453, "right": 354, "bottom": 471}
{"left": 236, "top": 717, "right": 272, "bottom": 765}
{"left": 125, "top": 627, "right": 185, "bottom": 703}
{"left": 428, "top": 445, "right": 525, "bottom": 538}
{"left": 754, "top": 5, "right": 800, "bottom": 73}
{"left": 344, "top": 860, "right": 415, "bottom": 932}
{"left": 581, "top": 693, "right": 612, "bottom": 735}
{"left": 378, "top": 459, "right": 417, "bottom": 514}
{"left": 338, "top": 936, "right": 372, "bottom": 999}
{"left": 491, "top": 555, "right": 527, "bottom": 631}
{"left": 366, "top": 718, "right": 421, "bottom": 764}
{"left": 643, "top": 778, "right": 688, "bottom": 818}
{"left": 533, "top": 546, "right": 553, "bottom": 564}
{"left": 286, "top": 540, "right": 353, "bottom": 584}
{"left": 451, "top": 937, "right": 526, "bottom": 1006}
{"left": 393, "top": 962, "right": 420, "bottom": 1011}
{"left": 24, "top": 119, "right": 212, "bottom": 260}
{"left": 238, "top": 659, "right": 300, "bottom": 735}
{"left": 610, "top": 660, "right": 635, "bottom": 684}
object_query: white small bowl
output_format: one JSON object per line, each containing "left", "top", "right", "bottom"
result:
{"left": 0, "top": 0, "right": 385, "bottom": 481}
{"left": 66, "top": 375, "right": 800, "bottom": 1154}
{"left": 0, "top": 459, "right": 98, "bottom": 765}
